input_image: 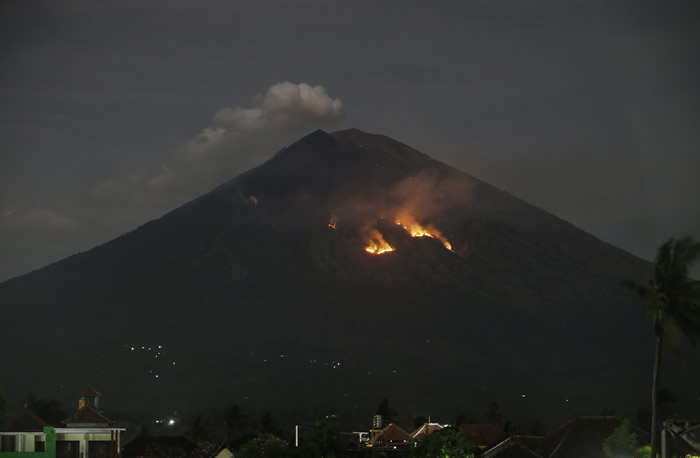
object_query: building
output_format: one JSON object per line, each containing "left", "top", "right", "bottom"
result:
{"left": 0, "top": 408, "right": 51, "bottom": 453}
{"left": 460, "top": 423, "right": 507, "bottom": 449}
{"left": 0, "top": 386, "right": 125, "bottom": 458}
{"left": 410, "top": 422, "right": 444, "bottom": 440}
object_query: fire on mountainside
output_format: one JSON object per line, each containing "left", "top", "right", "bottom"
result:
{"left": 395, "top": 214, "right": 453, "bottom": 251}
{"left": 364, "top": 228, "right": 395, "bottom": 255}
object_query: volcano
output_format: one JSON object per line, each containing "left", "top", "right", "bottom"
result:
{"left": 0, "top": 129, "right": 693, "bottom": 422}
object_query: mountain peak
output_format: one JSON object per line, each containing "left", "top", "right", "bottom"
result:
{"left": 0, "top": 127, "right": 668, "bottom": 418}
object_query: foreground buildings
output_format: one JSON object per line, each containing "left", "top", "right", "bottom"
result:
{"left": 0, "top": 386, "right": 125, "bottom": 457}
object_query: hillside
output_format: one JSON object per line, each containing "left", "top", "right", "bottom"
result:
{"left": 1, "top": 128, "right": 687, "bottom": 422}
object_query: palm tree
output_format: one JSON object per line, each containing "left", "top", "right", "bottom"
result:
{"left": 624, "top": 236, "right": 700, "bottom": 457}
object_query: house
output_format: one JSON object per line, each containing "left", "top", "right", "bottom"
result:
{"left": 535, "top": 416, "right": 631, "bottom": 458}
{"left": 0, "top": 386, "right": 125, "bottom": 458}
{"left": 55, "top": 386, "right": 125, "bottom": 458}
{"left": 482, "top": 435, "right": 544, "bottom": 457}
{"left": 0, "top": 408, "right": 51, "bottom": 453}
{"left": 410, "top": 422, "right": 444, "bottom": 440}
{"left": 367, "top": 423, "right": 412, "bottom": 449}
{"left": 460, "top": 423, "right": 507, "bottom": 449}
{"left": 663, "top": 419, "right": 700, "bottom": 457}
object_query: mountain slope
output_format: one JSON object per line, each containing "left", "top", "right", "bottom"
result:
{"left": 0, "top": 129, "right": 688, "bottom": 422}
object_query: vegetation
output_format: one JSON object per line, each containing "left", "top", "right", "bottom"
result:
{"left": 22, "top": 393, "right": 66, "bottom": 426}
{"left": 376, "top": 399, "right": 398, "bottom": 424}
{"left": 237, "top": 433, "right": 290, "bottom": 458}
{"left": 603, "top": 418, "right": 649, "bottom": 458}
{"left": 410, "top": 427, "right": 478, "bottom": 458}
{"left": 624, "top": 236, "right": 700, "bottom": 457}
{"left": 296, "top": 419, "right": 342, "bottom": 458}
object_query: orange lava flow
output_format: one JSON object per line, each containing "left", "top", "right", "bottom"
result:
{"left": 364, "top": 229, "right": 395, "bottom": 255}
{"left": 395, "top": 216, "right": 453, "bottom": 251}
{"left": 328, "top": 220, "right": 337, "bottom": 229}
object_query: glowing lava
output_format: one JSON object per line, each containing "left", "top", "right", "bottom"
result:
{"left": 395, "top": 216, "right": 453, "bottom": 251}
{"left": 364, "top": 229, "right": 395, "bottom": 255}
{"left": 328, "top": 219, "right": 337, "bottom": 229}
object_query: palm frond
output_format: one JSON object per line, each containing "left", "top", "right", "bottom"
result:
{"left": 621, "top": 279, "right": 649, "bottom": 299}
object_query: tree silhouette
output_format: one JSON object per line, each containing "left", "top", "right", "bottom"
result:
{"left": 376, "top": 399, "right": 398, "bottom": 424}
{"left": 486, "top": 401, "right": 503, "bottom": 426}
{"left": 624, "top": 236, "right": 700, "bottom": 458}
{"left": 260, "top": 411, "right": 281, "bottom": 437}
{"left": 224, "top": 404, "right": 251, "bottom": 448}
{"left": 237, "top": 434, "right": 289, "bottom": 458}
{"left": 410, "top": 427, "right": 478, "bottom": 458}
{"left": 22, "top": 393, "right": 66, "bottom": 426}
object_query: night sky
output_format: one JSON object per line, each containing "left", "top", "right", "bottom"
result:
{"left": 1, "top": 0, "right": 699, "bottom": 282}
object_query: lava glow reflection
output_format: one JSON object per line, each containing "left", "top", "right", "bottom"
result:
{"left": 395, "top": 216, "right": 453, "bottom": 251}
{"left": 364, "top": 229, "right": 395, "bottom": 255}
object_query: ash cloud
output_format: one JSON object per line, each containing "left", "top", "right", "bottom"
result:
{"left": 180, "top": 82, "right": 343, "bottom": 161}
{"left": 91, "top": 82, "right": 344, "bottom": 208}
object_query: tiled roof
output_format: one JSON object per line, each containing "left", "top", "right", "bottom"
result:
{"left": 664, "top": 419, "right": 700, "bottom": 456}
{"left": 411, "top": 422, "right": 444, "bottom": 439}
{"left": 483, "top": 436, "right": 544, "bottom": 457}
{"left": 536, "top": 416, "right": 621, "bottom": 458}
{"left": 64, "top": 405, "right": 112, "bottom": 426}
{"left": 460, "top": 424, "right": 507, "bottom": 447}
{"left": 375, "top": 423, "right": 412, "bottom": 442}
{"left": 0, "top": 409, "right": 48, "bottom": 432}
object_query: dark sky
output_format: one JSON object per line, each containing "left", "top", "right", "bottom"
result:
{"left": 1, "top": 0, "right": 699, "bottom": 281}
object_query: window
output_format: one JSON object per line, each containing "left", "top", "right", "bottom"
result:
{"left": 0, "top": 435, "right": 16, "bottom": 452}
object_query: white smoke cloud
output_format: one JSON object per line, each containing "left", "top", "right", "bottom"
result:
{"left": 215, "top": 82, "right": 343, "bottom": 131}
{"left": 91, "top": 81, "right": 344, "bottom": 208}
{"left": 181, "top": 82, "right": 343, "bottom": 160}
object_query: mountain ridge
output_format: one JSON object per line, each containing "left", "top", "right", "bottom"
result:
{"left": 1, "top": 128, "right": 692, "bottom": 423}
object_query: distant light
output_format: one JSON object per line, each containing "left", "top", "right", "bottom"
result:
{"left": 521, "top": 394, "right": 526, "bottom": 398}
{"left": 130, "top": 347, "right": 135, "bottom": 351}
{"left": 172, "top": 362, "right": 176, "bottom": 365}
{"left": 158, "top": 345, "right": 162, "bottom": 349}
{"left": 155, "top": 374, "right": 159, "bottom": 378}
{"left": 168, "top": 419, "right": 175, "bottom": 426}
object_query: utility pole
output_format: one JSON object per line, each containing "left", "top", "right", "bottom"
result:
{"left": 295, "top": 425, "right": 299, "bottom": 447}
